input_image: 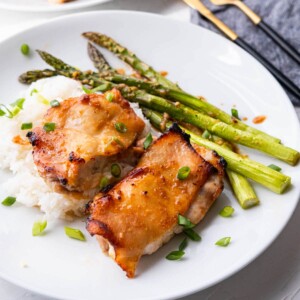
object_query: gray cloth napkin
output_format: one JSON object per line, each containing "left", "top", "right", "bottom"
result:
{"left": 191, "top": 0, "right": 300, "bottom": 105}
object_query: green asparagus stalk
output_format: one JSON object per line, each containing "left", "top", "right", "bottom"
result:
{"left": 129, "top": 90, "right": 299, "bottom": 165}
{"left": 107, "top": 74, "right": 280, "bottom": 143}
{"left": 203, "top": 134, "right": 259, "bottom": 209}
{"left": 19, "top": 69, "right": 60, "bottom": 84}
{"left": 226, "top": 170, "right": 259, "bottom": 209}
{"left": 142, "top": 108, "right": 291, "bottom": 194}
{"left": 87, "top": 42, "right": 114, "bottom": 74}
{"left": 82, "top": 32, "right": 181, "bottom": 91}
{"left": 36, "top": 50, "right": 77, "bottom": 72}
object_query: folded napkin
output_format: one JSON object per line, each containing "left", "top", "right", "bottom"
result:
{"left": 191, "top": 0, "right": 300, "bottom": 105}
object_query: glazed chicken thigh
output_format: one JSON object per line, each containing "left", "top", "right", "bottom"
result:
{"left": 27, "top": 89, "right": 145, "bottom": 193}
{"left": 87, "top": 124, "right": 225, "bottom": 278}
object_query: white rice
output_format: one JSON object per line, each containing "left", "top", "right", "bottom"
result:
{"left": 0, "top": 76, "right": 153, "bottom": 220}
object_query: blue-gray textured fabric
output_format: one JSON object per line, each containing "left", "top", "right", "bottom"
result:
{"left": 191, "top": 0, "right": 300, "bottom": 104}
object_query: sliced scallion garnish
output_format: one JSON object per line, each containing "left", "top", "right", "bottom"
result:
{"left": 21, "top": 122, "right": 33, "bottom": 130}
{"left": 143, "top": 133, "right": 153, "bottom": 150}
{"left": 268, "top": 164, "right": 282, "bottom": 172}
{"left": 30, "top": 88, "right": 38, "bottom": 96}
{"left": 105, "top": 92, "right": 115, "bottom": 102}
{"left": 82, "top": 86, "right": 92, "bottom": 94}
{"left": 99, "top": 177, "right": 109, "bottom": 190}
{"left": 219, "top": 206, "right": 235, "bottom": 218}
{"left": 215, "top": 237, "right": 231, "bottom": 247}
{"left": 177, "top": 166, "right": 191, "bottom": 180}
{"left": 231, "top": 108, "right": 240, "bottom": 119}
{"left": 64, "top": 227, "right": 86, "bottom": 241}
{"left": 1, "top": 196, "right": 16, "bottom": 206}
{"left": 114, "top": 122, "right": 127, "bottom": 133}
{"left": 178, "top": 237, "right": 188, "bottom": 251}
{"left": 0, "top": 109, "right": 5, "bottom": 116}
{"left": 21, "top": 44, "right": 30, "bottom": 56}
{"left": 32, "top": 220, "right": 47, "bottom": 236}
{"left": 165, "top": 250, "right": 185, "bottom": 261}
{"left": 111, "top": 163, "right": 121, "bottom": 178}
{"left": 50, "top": 99, "right": 60, "bottom": 107}
{"left": 178, "top": 214, "right": 195, "bottom": 229}
{"left": 184, "top": 228, "right": 201, "bottom": 241}
{"left": 11, "top": 98, "right": 25, "bottom": 109}
{"left": 43, "top": 122, "right": 56, "bottom": 133}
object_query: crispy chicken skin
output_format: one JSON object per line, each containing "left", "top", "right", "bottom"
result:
{"left": 27, "top": 89, "right": 145, "bottom": 192}
{"left": 87, "top": 124, "right": 223, "bottom": 278}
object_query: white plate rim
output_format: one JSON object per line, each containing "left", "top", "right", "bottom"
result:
{"left": 0, "top": 0, "right": 111, "bottom": 13}
{"left": 0, "top": 10, "right": 299, "bottom": 300}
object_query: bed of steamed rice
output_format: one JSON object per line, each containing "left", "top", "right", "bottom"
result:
{"left": 0, "top": 76, "right": 153, "bottom": 220}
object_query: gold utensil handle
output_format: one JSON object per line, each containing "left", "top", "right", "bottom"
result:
{"left": 183, "top": 0, "right": 238, "bottom": 40}
{"left": 233, "top": 1, "right": 261, "bottom": 24}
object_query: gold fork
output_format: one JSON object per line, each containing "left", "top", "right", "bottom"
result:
{"left": 210, "top": 0, "right": 300, "bottom": 64}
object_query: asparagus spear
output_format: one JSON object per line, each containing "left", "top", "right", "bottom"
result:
{"left": 36, "top": 50, "right": 77, "bottom": 72}
{"left": 142, "top": 108, "right": 291, "bottom": 194}
{"left": 129, "top": 90, "right": 299, "bottom": 165}
{"left": 82, "top": 32, "right": 181, "bottom": 91}
{"left": 202, "top": 133, "right": 259, "bottom": 209}
{"left": 87, "top": 42, "right": 114, "bottom": 74}
{"left": 107, "top": 74, "right": 280, "bottom": 143}
{"left": 226, "top": 171, "right": 259, "bottom": 209}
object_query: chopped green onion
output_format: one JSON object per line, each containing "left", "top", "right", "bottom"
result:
{"left": 11, "top": 98, "right": 25, "bottom": 109}
{"left": 114, "top": 122, "right": 127, "bottom": 133}
{"left": 111, "top": 163, "right": 121, "bottom": 178}
{"left": 112, "top": 137, "right": 125, "bottom": 148}
{"left": 231, "top": 108, "right": 240, "bottom": 119}
{"left": 219, "top": 206, "right": 235, "bottom": 218}
{"left": 1, "top": 196, "right": 16, "bottom": 206}
{"left": 143, "top": 133, "right": 153, "bottom": 149}
{"left": 178, "top": 214, "right": 195, "bottom": 229}
{"left": 82, "top": 86, "right": 92, "bottom": 94}
{"left": 43, "top": 122, "right": 56, "bottom": 132}
{"left": 64, "top": 227, "right": 86, "bottom": 241}
{"left": 215, "top": 237, "right": 231, "bottom": 247}
{"left": 32, "top": 220, "right": 47, "bottom": 236}
{"left": 11, "top": 106, "right": 21, "bottom": 117}
{"left": 21, "top": 122, "right": 33, "bottom": 130}
{"left": 50, "top": 99, "right": 60, "bottom": 107}
{"left": 268, "top": 164, "right": 282, "bottom": 172}
{"left": 202, "top": 130, "right": 211, "bottom": 139}
{"left": 184, "top": 228, "right": 201, "bottom": 241}
{"left": 178, "top": 238, "right": 188, "bottom": 251}
{"left": 20, "top": 44, "right": 30, "bottom": 56}
{"left": 165, "top": 250, "right": 185, "bottom": 260}
{"left": 0, "top": 109, "right": 5, "bottom": 116}
{"left": 177, "top": 166, "right": 191, "bottom": 180}
{"left": 105, "top": 92, "right": 115, "bottom": 102}
{"left": 99, "top": 177, "right": 109, "bottom": 190}
{"left": 30, "top": 88, "right": 38, "bottom": 96}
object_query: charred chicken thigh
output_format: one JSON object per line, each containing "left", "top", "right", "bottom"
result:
{"left": 27, "top": 89, "right": 145, "bottom": 193}
{"left": 87, "top": 124, "right": 225, "bottom": 278}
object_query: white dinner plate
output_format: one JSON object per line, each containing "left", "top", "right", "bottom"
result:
{"left": 0, "top": 0, "right": 111, "bottom": 12}
{"left": 0, "top": 11, "right": 299, "bottom": 300}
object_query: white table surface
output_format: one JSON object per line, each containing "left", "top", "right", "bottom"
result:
{"left": 0, "top": 1, "right": 300, "bottom": 299}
